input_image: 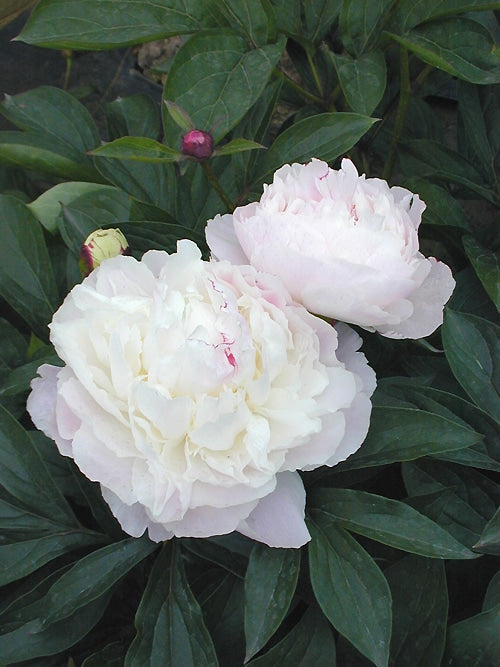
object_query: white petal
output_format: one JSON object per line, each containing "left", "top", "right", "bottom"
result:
{"left": 237, "top": 472, "right": 310, "bottom": 548}
{"left": 205, "top": 214, "right": 249, "bottom": 264}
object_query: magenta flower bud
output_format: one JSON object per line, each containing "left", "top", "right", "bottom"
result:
{"left": 79, "top": 228, "right": 129, "bottom": 277}
{"left": 181, "top": 129, "right": 214, "bottom": 160}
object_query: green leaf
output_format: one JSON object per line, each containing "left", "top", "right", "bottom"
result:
{"left": 92, "top": 137, "right": 181, "bottom": 162}
{"left": 475, "top": 506, "right": 500, "bottom": 555}
{"left": 458, "top": 81, "right": 500, "bottom": 185}
{"left": 336, "top": 406, "right": 481, "bottom": 469}
{"left": 332, "top": 50, "right": 386, "bottom": 116}
{"left": 0, "top": 318, "right": 26, "bottom": 384}
{"left": 463, "top": 236, "right": 500, "bottom": 312}
{"left": 390, "top": 0, "right": 500, "bottom": 33}
{"left": 41, "top": 537, "right": 157, "bottom": 625}
{"left": 268, "top": 0, "right": 302, "bottom": 39}
{"left": 164, "top": 101, "right": 195, "bottom": 132}
{"left": 215, "top": 138, "right": 265, "bottom": 156}
{"left": 249, "top": 605, "right": 336, "bottom": 666}
{"left": 402, "top": 459, "right": 500, "bottom": 548}
{"left": 401, "top": 178, "right": 469, "bottom": 229}
{"left": 183, "top": 538, "right": 247, "bottom": 579}
{"left": 117, "top": 221, "right": 206, "bottom": 255}
{"left": 386, "top": 556, "right": 448, "bottom": 666}
{"left": 340, "top": 0, "right": 395, "bottom": 56}
{"left": 375, "top": 382, "right": 500, "bottom": 472}
{"left": 105, "top": 94, "right": 161, "bottom": 141}
{"left": 0, "top": 400, "right": 77, "bottom": 527}
{"left": 442, "top": 310, "right": 500, "bottom": 424}
{"left": 244, "top": 544, "right": 300, "bottom": 661}
{"left": 310, "top": 488, "right": 476, "bottom": 559}
{"left": 82, "top": 642, "right": 126, "bottom": 667}
{"left": 308, "top": 517, "right": 392, "bottom": 667}
{"left": 398, "top": 139, "right": 495, "bottom": 203}
{"left": 387, "top": 18, "right": 500, "bottom": 85}
{"left": 1, "top": 86, "right": 100, "bottom": 153}
{"left": 18, "top": 0, "right": 219, "bottom": 49}
{"left": 211, "top": 0, "right": 276, "bottom": 47}
{"left": 126, "top": 542, "right": 217, "bottom": 666}
{"left": 0, "top": 531, "right": 106, "bottom": 586}
{"left": 93, "top": 157, "right": 176, "bottom": 214}
{"left": 0, "top": 131, "right": 102, "bottom": 181}
{"left": 483, "top": 571, "right": 500, "bottom": 611}
{"left": 444, "top": 605, "right": 500, "bottom": 665}
{"left": 163, "top": 31, "right": 285, "bottom": 145}
{"left": 28, "top": 182, "right": 122, "bottom": 234}
{"left": 303, "top": 0, "right": 341, "bottom": 44}
{"left": 255, "top": 112, "right": 377, "bottom": 185}
{"left": 0, "top": 588, "right": 112, "bottom": 663}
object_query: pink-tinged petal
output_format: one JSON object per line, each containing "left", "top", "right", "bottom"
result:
{"left": 171, "top": 500, "right": 259, "bottom": 539}
{"left": 101, "top": 486, "right": 150, "bottom": 538}
{"left": 377, "top": 259, "right": 456, "bottom": 339}
{"left": 237, "top": 472, "right": 310, "bottom": 548}
{"left": 206, "top": 214, "right": 249, "bottom": 264}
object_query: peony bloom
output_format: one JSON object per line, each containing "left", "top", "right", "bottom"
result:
{"left": 27, "top": 240, "right": 375, "bottom": 548}
{"left": 206, "top": 158, "right": 455, "bottom": 339}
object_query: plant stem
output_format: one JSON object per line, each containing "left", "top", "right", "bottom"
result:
{"left": 275, "top": 69, "right": 325, "bottom": 108}
{"left": 201, "top": 160, "right": 235, "bottom": 212}
{"left": 383, "top": 46, "right": 411, "bottom": 181}
{"left": 306, "top": 47, "right": 324, "bottom": 97}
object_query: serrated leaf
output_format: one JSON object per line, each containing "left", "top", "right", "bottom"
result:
{"left": 308, "top": 517, "right": 391, "bottom": 667}
{"left": 18, "top": 0, "right": 219, "bottom": 49}
{"left": 387, "top": 18, "right": 500, "bottom": 85}
{"left": 255, "top": 112, "right": 377, "bottom": 185}
{"left": 442, "top": 310, "right": 500, "bottom": 424}
{"left": 126, "top": 542, "right": 217, "bottom": 666}
{"left": 463, "top": 236, "right": 500, "bottom": 312}
{"left": 249, "top": 605, "right": 336, "bottom": 666}
{"left": 310, "top": 488, "right": 476, "bottom": 559}
{"left": 163, "top": 31, "right": 285, "bottom": 145}
{"left": 337, "top": 406, "right": 481, "bottom": 469}
{"left": 332, "top": 50, "right": 386, "bottom": 116}
{"left": 386, "top": 555, "right": 448, "bottom": 666}
{"left": 244, "top": 544, "right": 300, "bottom": 661}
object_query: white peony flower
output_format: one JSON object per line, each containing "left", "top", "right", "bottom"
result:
{"left": 27, "top": 240, "right": 375, "bottom": 548}
{"left": 206, "top": 158, "right": 455, "bottom": 339}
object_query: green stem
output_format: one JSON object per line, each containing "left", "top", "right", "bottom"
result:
{"left": 306, "top": 47, "right": 324, "bottom": 97}
{"left": 275, "top": 69, "right": 325, "bottom": 108}
{"left": 62, "top": 50, "right": 73, "bottom": 91}
{"left": 383, "top": 46, "right": 411, "bottom": 181}
{"left": 201, "top": 160, "right": 235, "bottom": 212}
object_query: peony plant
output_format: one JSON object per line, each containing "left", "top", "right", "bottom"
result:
{"left": 0, "top": 1, "right": 498, "bottom": 666}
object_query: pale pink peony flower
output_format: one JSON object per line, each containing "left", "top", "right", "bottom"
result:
{"left": 27, "top": 240, "right": 375, "bottom": 548}
{"left": 206, "top": 158, "right": 455, "bottom": 339}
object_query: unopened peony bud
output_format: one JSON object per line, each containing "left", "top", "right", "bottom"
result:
{"left": 79, "top": 228, "right": 129, "bottom": 276}
{"left": 181, "top": 129, "right": 214, "bottom": 160}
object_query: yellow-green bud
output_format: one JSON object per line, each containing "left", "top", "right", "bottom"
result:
{"left": 79, "top": 228, "right": 129, "bottom": 276}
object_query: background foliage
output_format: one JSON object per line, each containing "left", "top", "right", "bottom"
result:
{"left": 0, "top": 1, "right": 499, "bottom": 665}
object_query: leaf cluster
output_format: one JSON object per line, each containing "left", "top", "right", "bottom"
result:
{"left": 0, "top": 0, "right": 499, "bottom": 664}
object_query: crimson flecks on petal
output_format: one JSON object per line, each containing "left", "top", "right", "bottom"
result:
{"left": 181, "top": 129, "right": 214, "bottom": 160}
{"left": 79, "top": 228, "right": 129, "bottom": 277}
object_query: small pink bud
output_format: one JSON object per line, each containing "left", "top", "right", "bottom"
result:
{"left": 181, "top": 129, "right": 214, "bottom": 160}
{"left": 79, "top": 228, "right": 129, "bottom": 277}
